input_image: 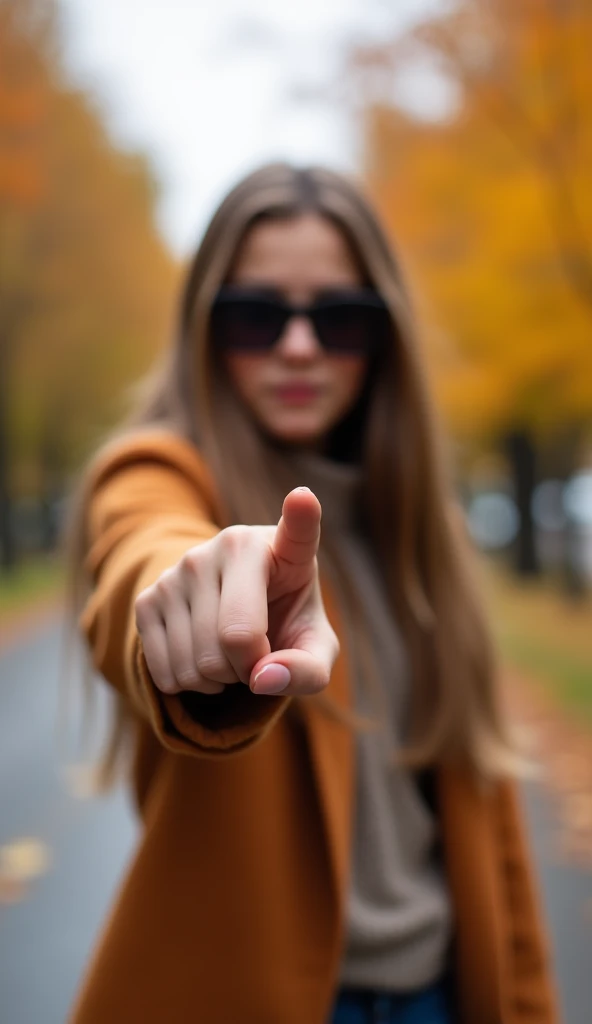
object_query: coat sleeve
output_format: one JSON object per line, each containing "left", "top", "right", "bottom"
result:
{"left": 79, "top": 434, "right": 290, "bottom": 758}
{"left": 494, "top": 778, "right": 562, "bottom": 1023}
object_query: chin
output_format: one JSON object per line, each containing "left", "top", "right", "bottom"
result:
{"left": 265, "top": 417, "right": 327, "bottom": 446}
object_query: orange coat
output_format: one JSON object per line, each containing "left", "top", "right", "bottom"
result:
{"left": 70, "top": 432, "right": 559, "bottom": 1024}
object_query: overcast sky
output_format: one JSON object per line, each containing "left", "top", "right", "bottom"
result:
{"left": 57, "top": 0, "right": 448, "bottom": 256}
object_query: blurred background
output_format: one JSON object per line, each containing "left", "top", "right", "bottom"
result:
{"left": 0, "top": 0, "right": 590, "bottom": 1021}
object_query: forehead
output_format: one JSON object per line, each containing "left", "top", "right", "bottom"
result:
{"left": 230, "top": 213, "right": 363, "bottom": 292}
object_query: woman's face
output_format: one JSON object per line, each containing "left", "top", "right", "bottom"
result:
{"left": 222, "top": 213, "right": 369, "bottom": 447}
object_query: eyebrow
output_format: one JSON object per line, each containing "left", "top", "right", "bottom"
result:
{"left": 224, "top": 283, "right": 366, "bottom": 300}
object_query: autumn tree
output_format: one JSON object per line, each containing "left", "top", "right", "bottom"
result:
{"left": 347, "top": 0, "right": 592, "bottom": 579}
{"left": 0, "top": 0, "right": 49, "bottom": 568}
{"left": 0, "top": 0, "right": 177, "bottom": 567}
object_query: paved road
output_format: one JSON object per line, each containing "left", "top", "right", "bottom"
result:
{"left": 0, "top": 621, "right": 590, "bottom": 1024}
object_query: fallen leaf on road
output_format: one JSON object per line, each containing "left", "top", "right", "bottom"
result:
{"left": 0, "top": 876, "right": 28, "bottom": 904}
{"left": 503, "top": 669, "right": 592, "bottom": 870}
{"left": 0, "top": 838, "right": 52, "bottom": 904}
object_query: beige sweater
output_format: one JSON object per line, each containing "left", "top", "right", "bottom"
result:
{"left": 292, "top": 449, "right": 452, "bottom": 992}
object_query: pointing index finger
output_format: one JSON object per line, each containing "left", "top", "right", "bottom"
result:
{"left": 272, "top": 487, "right": 321, "bottom": 568}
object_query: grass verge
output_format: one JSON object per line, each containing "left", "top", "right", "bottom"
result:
{"left": 481, "top": 560, "right": 592, "bottom": 723}
{"left": 0, "top": 555, "right": 65, "bottom": 618}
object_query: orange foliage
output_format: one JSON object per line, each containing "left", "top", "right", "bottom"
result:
{"left": 0, "top": 0, "right": 47, "bottom": 206}
{"left": 1, "top": 0, "right": 178, "bottom": 497}
{"left": 356, "top": 0, "right": 592, "bottom": 444}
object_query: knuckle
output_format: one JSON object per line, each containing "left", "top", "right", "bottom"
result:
{"left": 174, "top": 667, "right": 199, "bottom": 687}
{"left": 134, "top": 588, "right": 153, "bottom": 626}
{"left": 157, "top": 675, "right": 178, "bottom": 695}
{"left": 195, "top": 653, "right": 227, "bottom": 679}
{"left": 218, "top": 624, "right": 258, "bottom": 650}
{"left": 155, "top": 568, "right": 179, "bottom": 601}
{"left": 219, "top": 524, "right": 253, "bottom": 553}
{"left": 180, "top": 544, "right": 208, "bottom": 578}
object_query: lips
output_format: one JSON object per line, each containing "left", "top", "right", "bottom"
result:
{"left": 273, "top": 383, "right": 320, "bottom": 404}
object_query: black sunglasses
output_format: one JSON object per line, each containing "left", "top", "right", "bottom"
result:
{"left": 210, "top": 287, "right": 390, "bottom": 355}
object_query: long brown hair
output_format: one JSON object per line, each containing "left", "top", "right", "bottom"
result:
{"left": 67, "top": 161, "right": 517, "bottom": 787}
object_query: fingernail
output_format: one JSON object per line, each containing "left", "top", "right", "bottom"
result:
{"left": 251, "top": 664, "right": 291, "bottom": 694}
{"left": 295, "top": 486, "right": 311, "bottom": 492}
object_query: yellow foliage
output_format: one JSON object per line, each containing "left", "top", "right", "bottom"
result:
{"left": 1, "top": 0, "right": 178, "bottom": 494}
{"left": 360, "top": 0, "right": 592, "bottom": 442}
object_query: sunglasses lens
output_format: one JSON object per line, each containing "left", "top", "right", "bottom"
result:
{"left": 212, "top": 290, "right": 389, "bottom": 354}
{"left": 212, "top": 298, "right": 285, "bottom": 351}
{"left": 313, "top": 301, "right": 387, "bottom": 353}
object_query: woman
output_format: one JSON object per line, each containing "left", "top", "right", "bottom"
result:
{"left": 68, "top": 163, "right": 558, "bottom": 1023}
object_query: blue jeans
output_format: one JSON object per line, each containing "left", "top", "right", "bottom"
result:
{"left": 330, "top": 979, "right": 452, "bottom": 1024}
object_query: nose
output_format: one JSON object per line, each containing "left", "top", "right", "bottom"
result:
{"left": 275, "top": 315, "right": 322, "bottom": 360}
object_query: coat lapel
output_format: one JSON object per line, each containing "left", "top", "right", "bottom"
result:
{"left": 300, "top": 576, "right": 355, "bottom": 912}
{"left": 437, "top": 763, "right": 504, "bottom": 1023}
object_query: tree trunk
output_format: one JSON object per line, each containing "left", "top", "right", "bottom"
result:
{"left": 505, "top": 429, "right": 540, "bottom": 577}
{"left": 0, "top": 332, "right": 16, "bottom": 572}
{"left": 38, "top": 414, "right": 63, "bottom": 553}
{"left": 541, "top": 427, "right": 587, "bottom": 600}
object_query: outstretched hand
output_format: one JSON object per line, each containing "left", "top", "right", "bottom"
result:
{"left": 135, "top": 487, "right": 339, "bottom": 698}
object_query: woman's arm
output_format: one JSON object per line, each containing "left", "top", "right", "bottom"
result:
{"left": 80, "top": 433, "right": 285, "bottom": 756}
{"left": 79, "top": 428, "right": 335, "bottom": 757}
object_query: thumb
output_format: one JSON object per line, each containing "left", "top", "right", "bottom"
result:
{"left": 248, "top": 630, "right": 339, "bottom": 697}
{"left": 272, "top": 487, "right": 321, "bottom": 572}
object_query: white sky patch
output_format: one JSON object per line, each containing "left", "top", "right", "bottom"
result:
{"left": 391, "top": 54, "right": 461, "bottom": 123}
{"left": 57, "top": 0, "right": 448, "bottom": 255}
